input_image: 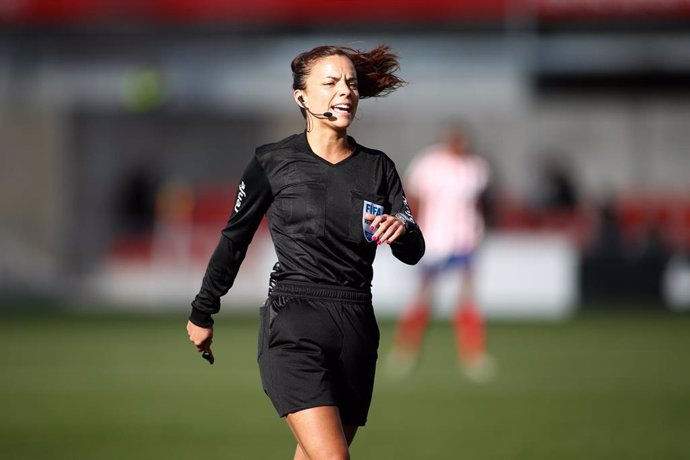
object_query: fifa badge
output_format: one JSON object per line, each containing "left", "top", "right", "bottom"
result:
{"left": 362, "top": 200, "right": 384, "bottom": 243}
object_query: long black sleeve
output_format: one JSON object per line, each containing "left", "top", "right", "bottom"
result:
{"left": 189, "top": 155, "right": 273, "bottom": 327}
{"left": 385, "top": 161, "right": 425, "bottom": 265}
{"left": 190, "top": 133, "right": 426, "bottom": 325}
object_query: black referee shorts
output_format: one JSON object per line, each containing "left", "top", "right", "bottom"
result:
{"left": 257, "top": 281, "right": 380, "bottom": 427}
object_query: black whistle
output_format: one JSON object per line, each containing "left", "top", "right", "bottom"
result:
{"left": 201, "top": 350, "right": 215, "bottom": 365}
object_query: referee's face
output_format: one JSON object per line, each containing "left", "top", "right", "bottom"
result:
{"left": 303, "top": 55, "right": 359, "bottom": 130}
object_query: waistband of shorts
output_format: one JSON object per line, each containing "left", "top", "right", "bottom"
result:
{"left": 269, "top": 281, "right": 372, "bottom": 303}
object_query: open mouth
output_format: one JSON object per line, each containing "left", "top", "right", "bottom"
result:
{"left": 331, "top": 103, "right": 352, "bottom": 114}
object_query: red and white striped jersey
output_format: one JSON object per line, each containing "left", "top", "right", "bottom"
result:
{"left": 405, "top": 143, "right": 489, "bottom": 261}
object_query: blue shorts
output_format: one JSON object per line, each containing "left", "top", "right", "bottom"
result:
{"left": 421, "top": 252, "right": 474, "bottom": 278}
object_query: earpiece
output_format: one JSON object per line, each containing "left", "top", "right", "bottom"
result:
{"left": 296, "top": 95, "right": 333, "bottom": 119}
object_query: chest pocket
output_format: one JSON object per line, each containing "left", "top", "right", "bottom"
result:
{"left": 277, "top": 182, "right": 326, "bottom": 236}
{"left": 348, "top": 191, "right": 388, "bottom": 243}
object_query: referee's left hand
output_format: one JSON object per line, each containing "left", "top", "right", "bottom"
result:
{"left": 187, "top": 320, "right": 213, "bottom": 355}
{"left": 366, "top": 213, "right": 406, "bottom": 245}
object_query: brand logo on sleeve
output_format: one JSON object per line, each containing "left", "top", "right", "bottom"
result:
{"left": 362, "top": 200, "right": 384, "bottom": 242}
{"left": 401, "top": 195, "right": 416, "bottom": 223}
{"left": 234, "top": 181, "right": 246, "bottom": 213}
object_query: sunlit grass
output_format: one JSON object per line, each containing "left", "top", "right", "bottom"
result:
{"left": 1, "top": 309, "right": 689, "bottom": 459}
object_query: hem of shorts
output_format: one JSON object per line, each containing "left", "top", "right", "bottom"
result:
{"left": 278, "top": 401, "right": 338, "bottom": 418}
{"left": 277, "top": 402, "right": 368, "bottom": 427}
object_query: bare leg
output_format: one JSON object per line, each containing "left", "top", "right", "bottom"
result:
{"left": 292, "top": 425, "right": 358, "bottom": 460}
{"left": 293, "top": 444, "right": 307, "bottom": 460}
{"left": 286, "top": 406, "right": 350, "bottom": 460}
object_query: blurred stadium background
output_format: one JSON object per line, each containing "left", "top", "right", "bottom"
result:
{"left": 1, "top": 1, "right": 690, "bottom": 459}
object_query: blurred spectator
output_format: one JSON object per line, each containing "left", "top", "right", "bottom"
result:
{"left": 582, "top": 192, "right": 673, "bottom": 306}
{"left": 530, "top": 150, "right": 579, "bottom": 213}
{"left": 387, "top": 120, "right": 496, "bottom": 382}
{"left": 589, "top": 194, "right": 626, "bottom": 258}
{"left": 114, "top": 161, "right": 160, "bottom": 235}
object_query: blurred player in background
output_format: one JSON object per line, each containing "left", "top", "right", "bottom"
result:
{"left": 387, "top": 120, "right": 495, "bottom": 382}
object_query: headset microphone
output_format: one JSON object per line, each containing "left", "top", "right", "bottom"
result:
{"left": 299, "top": 96, "right": 333, "bottom": 119}
{"left": 312, "top": 110, "right": 333, "bottom": 119}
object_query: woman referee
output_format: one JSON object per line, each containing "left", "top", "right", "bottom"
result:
{"left": 186, "top": 44, "right": 425, "bottom": 459}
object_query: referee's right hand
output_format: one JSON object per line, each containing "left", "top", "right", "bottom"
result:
{"left": 187, "top": 320, "right": 213, "bottom": 355}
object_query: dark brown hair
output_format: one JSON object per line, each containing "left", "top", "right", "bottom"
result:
{"left": 291, "top": 44, "right": 406, "bottom": 99}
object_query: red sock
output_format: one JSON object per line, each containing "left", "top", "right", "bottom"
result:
{"left": 454, "top": 302, "right": 485, "bottom": 362}
{"left": 394, "top": 301, "right": 430, "bottom": 355}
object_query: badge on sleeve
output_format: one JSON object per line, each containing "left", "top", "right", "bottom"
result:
{"left": 362, "top": 200, "right": 384, "bottom": 243}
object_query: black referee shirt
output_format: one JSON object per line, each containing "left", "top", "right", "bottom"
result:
{"left": 190, "top": 132, "right": 425, "bottom": 327}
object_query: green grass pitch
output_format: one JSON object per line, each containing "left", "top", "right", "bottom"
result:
{"left": 1, "top": 308, "right": 689, "bottom": 459}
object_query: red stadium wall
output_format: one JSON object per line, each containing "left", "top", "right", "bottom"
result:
{"left": 3, "top": 0, "right": 690, "bottom": 25}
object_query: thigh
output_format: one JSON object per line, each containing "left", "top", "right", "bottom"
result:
{"left": 286, "top": 406, "right": 349, "bottom": 459}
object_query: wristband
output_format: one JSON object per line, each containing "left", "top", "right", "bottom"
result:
{"left": 394, "top": 212, "right": 414, "bottom": 234}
